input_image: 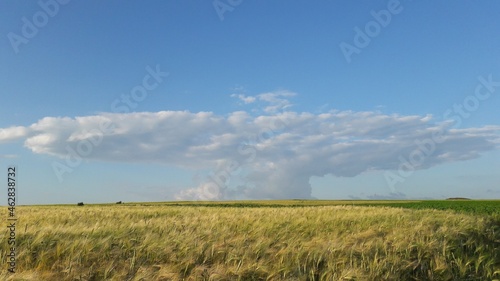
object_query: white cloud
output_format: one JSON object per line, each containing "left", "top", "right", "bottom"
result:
{"left": 0, "top": 126, "right": 29, "bottom": 143}
{"left": 256, "top": 90, "right": 296, "bottom": 113}
{"left": 231, "top": 94, "right": 256, "bottom": 104}
{"left": 231, "top": 90, "right": 297, "bottom": 113}
{"left": 1, "top": 93, "right": 499, "bottom": 200}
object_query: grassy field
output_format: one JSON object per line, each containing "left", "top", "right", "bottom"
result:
{"left": 1, "top": 200, "right": 499, "bottom": 280}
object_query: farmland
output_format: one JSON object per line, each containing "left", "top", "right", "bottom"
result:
{"left": 1, "top": 200, "right": 499, "bottom": 280}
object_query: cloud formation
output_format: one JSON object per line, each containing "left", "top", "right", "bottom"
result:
{"left": 1, "top": 93, "right": 499, "bottom": 199}
{"left": 231, "top": 90, "right": 295, "bottom": 113}
{"left": 0, "top": 126, "right": 29, "bottom": 142}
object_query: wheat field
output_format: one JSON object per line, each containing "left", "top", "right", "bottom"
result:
{"left": 1, "top": 202, "right": 499, "bottom": 280}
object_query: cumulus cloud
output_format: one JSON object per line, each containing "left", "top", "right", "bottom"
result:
{"left": 0, "top": 126, "right": 29, "bottom": 143}
{"left": 1, "top": 92, "right": 499, "bottom": 200}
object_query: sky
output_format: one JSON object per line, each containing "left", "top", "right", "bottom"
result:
{"left": 1, "top": 0, "right": 500, "bottom": 205}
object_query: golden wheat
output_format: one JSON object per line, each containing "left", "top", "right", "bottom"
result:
{"left": 1, "top": 204, "right": 498, "bottom": 280}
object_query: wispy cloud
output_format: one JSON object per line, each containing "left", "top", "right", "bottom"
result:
{"left": 232, "top": 90, "right": 296, "bottom": 113}
{"left": 0, "top": 154, "right": 19, "bottom": 159}
{"left": 231, "top": 94, "right": 256, "bottom": 104}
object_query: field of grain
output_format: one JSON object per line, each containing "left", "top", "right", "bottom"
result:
{"left": 1, "top": 201, "right": 499, "bottom": 280}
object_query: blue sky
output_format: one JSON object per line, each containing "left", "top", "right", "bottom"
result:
{"left": 1, "top": 0, "right": 500, "bottom": 204}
